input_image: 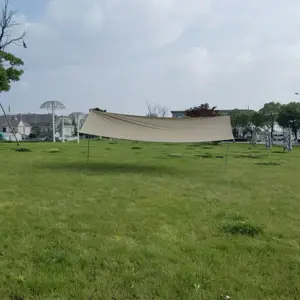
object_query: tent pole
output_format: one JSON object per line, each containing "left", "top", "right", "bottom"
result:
{"left": 224, "top": 142, "right": 230, "bottom": 173}
{"left": 0, "top": 102, "right": 20, "bottom": 146}
{"left": 87, "top": 135, "right": 90, "bottom": 163}
{"left": 77, "top": 114, "right": 80, "bottom": 143}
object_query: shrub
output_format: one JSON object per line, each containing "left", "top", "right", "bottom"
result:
{"left": 220, "top": 220, "right": 263, "bottom": 237}
{"left": 15, "top": 147, "right": 31, "bottom": 152}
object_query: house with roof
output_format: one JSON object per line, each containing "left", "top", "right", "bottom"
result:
{"left": 0, "top": 113, "right": 76, "bottom": 139}
{"left": 0, "top": 113, "right": 55, "bottom": 136}
{"left": 0, "top": 119, "right": 31, "bottom": 139}
{"left": 0, "top": 112, "right": 88, "bottom": 140}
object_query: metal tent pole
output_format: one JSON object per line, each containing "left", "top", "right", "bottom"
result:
{"left": 77, "top": 114, "right": 80, "bottom": 143}
{"left": 62, "top": 118, "right": 65, "bottom": 143}
{"left": 52, "top": 103, "right": 55, "bottom": 143}
{"left": 224, "top": 142, "right": 230, "bottom": 173}
{"left": 87, "top": 135, "right": 90, "bottom": 163}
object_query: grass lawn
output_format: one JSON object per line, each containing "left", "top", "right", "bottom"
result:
{"left": 1, "top": 140, "right": 300, "bottom": 299}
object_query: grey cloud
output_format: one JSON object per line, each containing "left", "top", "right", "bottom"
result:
{"left": 3, "top": 0, "right": 300, "bottom": 115}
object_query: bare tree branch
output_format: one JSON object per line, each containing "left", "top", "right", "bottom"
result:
{"left": 158, "top": 105, "right": 168, "bottom": 117}
{"left": 0, "top": 0, "right": 27, "bottom": 50}
{"left": 146, "top": 102, "right": 169, "bottom": 117}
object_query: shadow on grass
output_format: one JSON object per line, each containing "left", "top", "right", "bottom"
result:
{"left": 256, "top": 162, "right": 280, "bottom": 166}
{"left": 234, "top": 154, "right": 260, "bottom": 159}
{"left": 39, "top": 161, "right": 175, "bottom": 175}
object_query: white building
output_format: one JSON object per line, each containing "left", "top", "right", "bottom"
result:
{"left": 0, "top": 119, "right": 31, "bottom": 139}
{"left": 0, "top": 132, "right": 23, "bottom": 141}
{"left": 56, "top": 117, "right": 75, "bottom": 139}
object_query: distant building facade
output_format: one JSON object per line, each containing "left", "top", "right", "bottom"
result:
{"left": 0, "top": 119, "right": 31, "bottom": 139}
{"left": 56, "top": 117, "right": 74, "bottom": 138}
{"left": 0, "top": 132, "right": 23, "bottom": 141}
{"left": 0, "top": 113, "right": 85, "bottom": 139}
{"left": 0, "top": 113, "right": 53, "bottom": 136}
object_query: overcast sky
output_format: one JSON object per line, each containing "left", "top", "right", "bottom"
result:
{"left": 3, "top": 0, "right": 300, "bottom": 115}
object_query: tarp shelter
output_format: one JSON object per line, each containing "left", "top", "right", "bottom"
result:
{"left": 80, "top": 110, "right": 234, "bottom": 143}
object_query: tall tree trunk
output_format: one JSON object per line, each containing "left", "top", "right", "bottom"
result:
{"left": 292, "top": 126, "right": 298, "bottom": 141}
{"left": 271, "top": 124, "right": 274, "bottom": 140}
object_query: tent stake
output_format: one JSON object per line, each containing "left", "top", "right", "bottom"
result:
{"left": 224, "top": 142, "right": 230, "bottom": 173}
{"left": 87, "top": 135, "right": 90, "bottom": 163}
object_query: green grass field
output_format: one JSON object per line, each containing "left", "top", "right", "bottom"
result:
{"left": 1, "top": 140, "right": 300, "bottom": 299}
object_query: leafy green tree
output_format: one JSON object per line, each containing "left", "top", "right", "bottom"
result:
{"left": 0, "top": 0, "right": 27, "bottom": 93}
{"left": 252, "top": 111, "right": 265, "bottom": 130}
{"left": 230, "top": 109, "right": 242, "bottom": 129}
{"left": 230, "top": 109, "right": 259, "bottom": 137}
{"left": 185, "top": 103, "right": 219, "bottom": 117}
{"left": 69, "top": 115, "right": 77, "bottom": 136}
{"left": 230, "top": 109, "right": 266, "bottom": 139}
{"left": 277, "top": 102, "right": 300, "bottom": 140}
{"left": 0, "top": 51, "right": 24, "bottom": 92}
{"left": 259, "top": 102, "right": 281, "bottom": 138}
{"left": 230, "top": 109, "right": 241, "bottom": 137}
{"left": 29, "top": 125, "right": 41, "bottom": 138}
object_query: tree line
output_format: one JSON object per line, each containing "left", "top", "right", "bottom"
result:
{"left": 185, "top": 102, "right": 300, "bottom": 141}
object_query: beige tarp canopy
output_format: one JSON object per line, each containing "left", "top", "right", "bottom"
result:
{"left": 80, "top": 110, "right": 234, "bottom": 143}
